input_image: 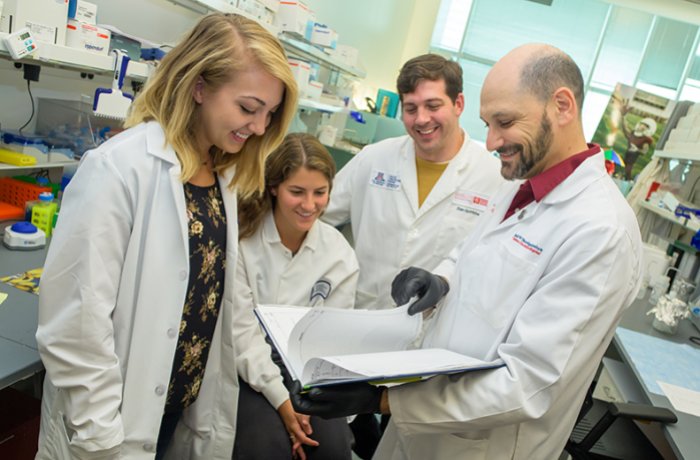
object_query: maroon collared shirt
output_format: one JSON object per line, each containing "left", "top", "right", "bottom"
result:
{"left": 502, "top": 144, "right": 601, "bottom": 222}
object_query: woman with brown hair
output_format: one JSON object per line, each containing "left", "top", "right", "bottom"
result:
{"left": 233, "top": 133, "right": 358, "bottom": 459}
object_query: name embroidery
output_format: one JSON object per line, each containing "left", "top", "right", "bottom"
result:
{"left": 512, "top": 233, "right": 543, "bottom": 255}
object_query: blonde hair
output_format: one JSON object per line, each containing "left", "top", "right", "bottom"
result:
{"left": 238, "top": 133, "right": 336, "bottom": 239}
{"left": 125, "top": 13, "right": 298, "bottom": 198}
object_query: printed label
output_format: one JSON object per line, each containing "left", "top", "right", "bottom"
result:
{"left": 369, "top": 169, "right": 401, "bottom": 191}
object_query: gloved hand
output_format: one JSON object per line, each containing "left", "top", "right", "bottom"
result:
{"left": 391, "top": 267, "right": 449, "bottom": 315}
{"left": 290, "top": 380, "right": 384, "bottom": 419}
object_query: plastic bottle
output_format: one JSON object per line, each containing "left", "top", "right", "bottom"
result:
{"left": 648, "top": 273, "right": 670, "bottom": 305}
{"left": 31, "top": 192, "right": 58, "bottom": 237}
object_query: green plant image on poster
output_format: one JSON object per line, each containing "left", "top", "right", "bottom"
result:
{"left": 591, "top": 83, "right": 675, "bottom": 181}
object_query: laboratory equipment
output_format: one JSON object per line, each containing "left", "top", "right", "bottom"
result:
{"left": 30, "top": 192, "right": 57, "bottom": 237}
{"left": 648, "top": 273, "right": 670, "bottom": 305}
{"left": 3, "top": 221, "right": 45, "bottom": 250}
{"left": 2, "top": 27, "right": 37, "bottom": 60}
{"left": 93, "top": 50, "right": 134, "bottom": 120}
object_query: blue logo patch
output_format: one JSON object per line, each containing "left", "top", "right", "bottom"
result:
{"left": 369, "top": 169, "right": 401, "bottom": 191}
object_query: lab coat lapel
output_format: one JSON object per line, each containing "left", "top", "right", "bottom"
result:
{"left": 400, "top": 141, "right": 420, "bottom": 216}
{"left": 145, "top": 122, "right": 188, "bottom": 258}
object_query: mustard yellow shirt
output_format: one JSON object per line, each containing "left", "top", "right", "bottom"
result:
{"left": 416, "top": 156, "right": 449, "bottom": 207}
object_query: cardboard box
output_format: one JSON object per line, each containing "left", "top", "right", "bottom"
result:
{"left": 310, "top": 23, "right": 336, "bottom": 49}
{"left": 65, "top": 19, "right": 110, "bottom": 55}
{"left": 306, "top": 80, "right": 323, "bottom": 101}
{"left": 288, "top": 57, "right": 310, "bottom": 96}
{"left": 258, "top": 0, "right": 278, "bottom": 12}
{"left": 275, "top": 0, "right": 310, "bottom": 36}
{"left": 0, "top": 0, "right": 69, "bottom": 45}
{"left": 68, "top": 0, "right": 97, "bottom": 25}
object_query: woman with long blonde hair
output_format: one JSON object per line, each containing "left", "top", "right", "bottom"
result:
{"left": 36, "top": 13, "right": 297, "bottom": 459}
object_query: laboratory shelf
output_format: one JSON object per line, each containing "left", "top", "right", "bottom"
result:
{"left": 639, "top": 200, "right": 700, "bottom": 232}
{"left": 0, "top": 159, "right": 79, "bottom": 171}
{"left": 167, "top": 0, "right": 279, "bottom": 34}
{"left": 279, "top": 33, "right": 366, "bottom": 78}
{"left": 298, "top": 98, "right": 344, "bottom": 113}
{"left": 0, "top": 33, "right": 153, "bottom": 81}
{"left": 654, "top": 150, "right": 700, "bottom": 162}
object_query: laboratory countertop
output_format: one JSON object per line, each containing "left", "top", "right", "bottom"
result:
{"left": 0, "top": 239, "right": 47, "bottom": 389}
{"left": 614, "top": 296, "right": 700, "bottom": 460}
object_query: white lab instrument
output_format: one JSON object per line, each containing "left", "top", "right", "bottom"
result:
{"left": 3, "top": 221, "right": 45, "bottom": 250}
{"left": 2, "top": 27, "right": 37, "bottom": 59}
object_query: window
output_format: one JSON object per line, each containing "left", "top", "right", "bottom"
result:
{"left": 589, "top": 8, "right": 653, "bottom": 92}
{"left": 431, "top": 0, "right": 700, "bottom": 143}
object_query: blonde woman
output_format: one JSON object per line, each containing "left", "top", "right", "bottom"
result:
{"left": 233, "top": 133, "right": 358, "bottom": 459}
{"left": 35, "top": 13, "right": 297, "bottom": 460}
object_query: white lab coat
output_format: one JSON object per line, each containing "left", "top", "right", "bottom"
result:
{"left": 35, "top": 121, "right": 240, "bottom": 460}
{"left": 234, "top": 212, "right": 359, "bottom": 407}
{"left": 375, "top": 151, "right": 643, "bottom": 460}
{"left": 323, "top": 131, "right": 505, "bottom": 310}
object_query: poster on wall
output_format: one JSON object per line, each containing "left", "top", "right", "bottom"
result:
{"left": 591, "top": 83, "right": 676, "bottom": 180}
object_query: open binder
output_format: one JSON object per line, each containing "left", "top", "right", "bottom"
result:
{"left": 254, "top": 304, "right": 505, "bottom": 389}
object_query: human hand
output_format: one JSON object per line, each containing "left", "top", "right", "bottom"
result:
{"left": 391, "top": 267, "right": 449, "bottom": 315}
{"left": 277, "top": 399, "right": 319, "bottom": 459}
{"left": 619, "top": 99, "right": 630, "bottom": 115}
{"left": 290, "top": 381, "right": 384, "bottom": 419}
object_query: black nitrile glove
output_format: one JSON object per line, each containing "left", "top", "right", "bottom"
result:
{"left": 290, "top": 380, "right": 384, "bottom": 419}
{"left": 391, "top": 266, "right": 449, "bottom": 315}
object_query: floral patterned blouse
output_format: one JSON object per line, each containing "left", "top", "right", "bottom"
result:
{"left": 164, "top": 179, "right": 227, "bottom": 413}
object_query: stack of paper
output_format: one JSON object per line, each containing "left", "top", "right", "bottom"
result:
{"left": 255, "top": 304, "right": 504, "bottom": 389}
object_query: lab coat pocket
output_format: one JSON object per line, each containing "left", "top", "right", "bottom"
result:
{"left": 41, "top": 410, "right": 72, "bottom": 460}
{"left": 434, "top": 214, "right": 478, "bottom": 262}
{"left": 461, "top": 242, "right": 537, "bottom": 330}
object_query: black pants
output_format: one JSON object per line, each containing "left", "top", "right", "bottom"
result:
{"left": 348, "top": 413, "right": 391, "bottom": 460}
{"left": 232, "top": 378, "right": 352, "bottom": 460}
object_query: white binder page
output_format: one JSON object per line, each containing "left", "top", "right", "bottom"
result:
{"left": 287, "top": 305, "right": 422, "bottom": 375}
{"left": 301, "top": 348, "right": 502, "bottom": 385}
{"left": 254, "top": 305, "right": 309, "bottom": 378}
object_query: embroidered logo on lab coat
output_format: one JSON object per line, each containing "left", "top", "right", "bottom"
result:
{"left": 369, "top": 169, "right": 401, "bottom": 191}
{"left": 310, "top": 279, "right": 332, "bottom": 303}
{"left": 512, "top": 233, "right": 543, "bottom": 255}
{"left": 452, "top": 190, "right": 489, "bottom": 216}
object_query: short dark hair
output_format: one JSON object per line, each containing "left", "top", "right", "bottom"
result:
{"left": 519, "top": 51, "right": 584, "bottom": 113}
{"left": 396, "top": 53, "right": 463, "bottom": 102}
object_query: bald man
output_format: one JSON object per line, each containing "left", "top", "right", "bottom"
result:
{"left": 292, "top": 44, "right": 643, "bottom": 460}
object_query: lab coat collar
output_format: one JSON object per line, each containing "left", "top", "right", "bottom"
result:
{"left": 145, "top": 120, "right": 179, "bottom": 167}
{"left": 498, "top": 152, "right": 606, "bottom": 226}
{"left": 262, "top": 211, "right": 320, "bottom": 253}
{"left": 541, "top": 151, "right": 607, "bottom": 206}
